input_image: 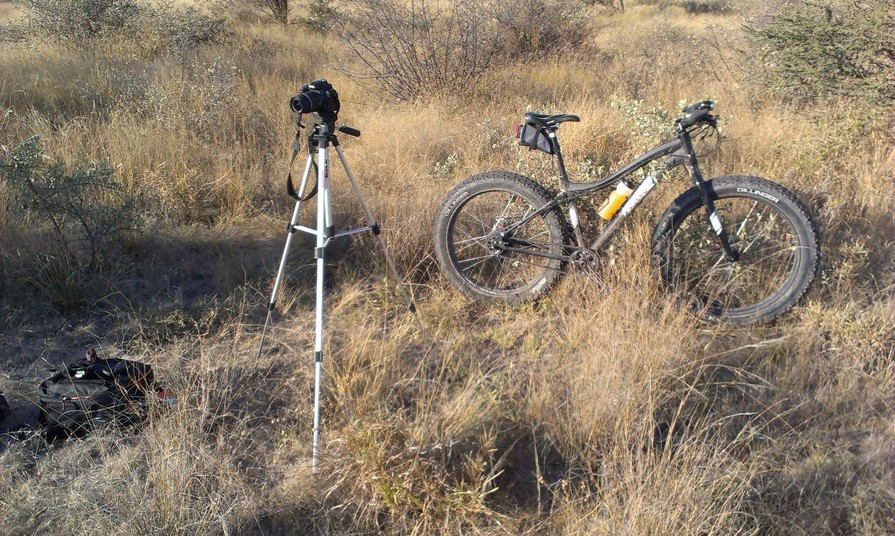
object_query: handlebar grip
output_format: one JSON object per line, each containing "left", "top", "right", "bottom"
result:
{"left": 678, "top": 108, "right": 710, "bottom": 129}
{"left": 338, "top": 125, "right": 361, "bottom": 137}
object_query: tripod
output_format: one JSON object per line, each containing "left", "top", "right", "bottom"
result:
{"left": 256, "top": 119, "right": 423, "bottom": 471}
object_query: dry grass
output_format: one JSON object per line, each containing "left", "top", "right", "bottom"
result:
{"left": 0, "top": 1, "right": 892, "bottom": 535}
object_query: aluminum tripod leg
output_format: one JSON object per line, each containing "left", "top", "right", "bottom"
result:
{"left": 311, "top": 142, "right": 331, "bottom": 472}
{"left": 255, "top": 156, "right": 315, "bottom": 361}
{"left": 334, "top": 146, "right": 426, "bottom": 338}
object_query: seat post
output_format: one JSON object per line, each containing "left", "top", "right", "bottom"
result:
{"left": 549, "top": 128, "right": 572, "bottom": 188}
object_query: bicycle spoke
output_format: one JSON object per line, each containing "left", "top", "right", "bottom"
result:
{"left": 453, "top": 234, "right": 491, "bottom": 246}
{"left": 458, "top": 209, "right": 493, "bottom": 233}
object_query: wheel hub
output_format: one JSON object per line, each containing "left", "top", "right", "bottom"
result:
{"left": 486, "top": 231, "right": 507, "bottom": 255}
{"left": 485, "top": 218, "right": 512, "bottom": 255}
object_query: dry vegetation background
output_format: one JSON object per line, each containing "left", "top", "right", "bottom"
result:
{"left": 0, "top": 0, "right": 893, "bottom": 534}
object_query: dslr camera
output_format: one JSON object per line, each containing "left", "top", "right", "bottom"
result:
{"left": 289, "top": 79, "right": 340, "bottom": 124}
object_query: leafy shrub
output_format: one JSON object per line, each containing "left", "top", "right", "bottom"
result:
{"left": 749, "top": 0, "right": 895, "bottom": 101}
{"left": 300, "top": 0, "right": 338, "bottom": 33}
{"left": 22, "top": 0, "right": 144, "bottom": 47}
{"left": 0, "top": 138, "right": 143, "bottom": 265}
{"left": 22, "top": 0, "right": 228, "bottom": 53}
{"left": 611, "top": 97, "right": 675, "bottom": 150}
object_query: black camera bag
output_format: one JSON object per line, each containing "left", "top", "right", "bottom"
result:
{"left": 38, "top": 358, "right": 155, "bottom": 436}
{"left": 516, "top": 122, "right": 554, "bottom": 154}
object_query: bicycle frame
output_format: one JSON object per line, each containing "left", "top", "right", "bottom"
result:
{"left": 503, "top": 122, "right": 738, "bottom": 263}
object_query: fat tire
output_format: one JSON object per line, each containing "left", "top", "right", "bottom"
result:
{"left": 434, "top": 171, "right": 567, "bottom": 303}
{"left": 651, "top": 175, "right": 819, "bottom": 325}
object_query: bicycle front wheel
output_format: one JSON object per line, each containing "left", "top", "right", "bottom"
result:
{"left": 651, "top": 176, "right": 819, "bottom": 325}
{"left": 434, "top": 171, "right": 567, "bottom": 303}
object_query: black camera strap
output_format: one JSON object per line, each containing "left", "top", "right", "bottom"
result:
{"left": 286, "top": 116, "right": 318, "bottom": 201}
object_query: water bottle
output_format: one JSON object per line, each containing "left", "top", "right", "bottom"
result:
{"left": 598, "top": 181, "right": 633, "bottom": 220}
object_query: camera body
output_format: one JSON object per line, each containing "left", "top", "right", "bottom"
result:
{"left": 289, "top": 79, "right": 340, "bottom": 124}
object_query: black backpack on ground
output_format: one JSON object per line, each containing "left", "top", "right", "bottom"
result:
{"left": 38, "top": 354, "right": 156, "bottom": 439}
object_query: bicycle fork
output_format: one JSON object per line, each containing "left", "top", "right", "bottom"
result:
{"left": 678, "top": 127, "right": 740, "bottom": 262}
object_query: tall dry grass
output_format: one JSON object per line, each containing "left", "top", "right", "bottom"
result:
{"left": 0, "top": 1, "right": 893, "bottom": 535}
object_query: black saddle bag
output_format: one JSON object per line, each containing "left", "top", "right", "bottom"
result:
{"left": 38, "top": 358, "right": 156, "bottom": 436}
{"left": 515, "top": 122, "right": 555, "bottom": 154}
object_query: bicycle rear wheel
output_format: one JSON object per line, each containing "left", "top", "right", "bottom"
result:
{"left": 434, "top": 171, "right": 567, "bottom": 303}
{"left": 651, "top": 176, "right": 819, "bottom": 324}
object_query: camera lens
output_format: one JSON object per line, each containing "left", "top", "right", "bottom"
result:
{"left": 289, "top": 91, "right": 325, "bottom": 113}
{"left": 288, "top": 94, "right": 303, "bottom": 113}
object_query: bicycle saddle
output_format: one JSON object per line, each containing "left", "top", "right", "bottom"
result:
{"left": 524, "top": 113, "right": 580, "bottom": 127}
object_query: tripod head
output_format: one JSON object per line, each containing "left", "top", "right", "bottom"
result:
{"left": 303, "top": 120, "right": 361, "bottom": 149}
